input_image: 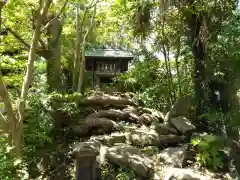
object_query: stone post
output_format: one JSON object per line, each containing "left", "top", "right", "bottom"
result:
{"left": 73, "top": 141, "right": 100, "bottom": 180}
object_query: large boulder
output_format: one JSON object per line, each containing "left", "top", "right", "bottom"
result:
{"left": 154, "top": 167, "right": 213, "bottom": 180}
{"left": 122, "top": 106, "right": 141, "bottom": 123}
{"left": 151, "top": 122, "right": 179, "bottom": 135}
{"left": 141, "top": 146, "right": 160, "bottom": 156}
{"left": 90, "top": 133, "right": 126, "bottom": 146}
{"left": 140, "top": 107, "right": 165, "bottom": 121}
{"left": 127, "top": 126, "right": 185, "bottom": 147}
{"left": 164, "top": 95, "right": 192, "bottom": 122}
{"left": 140, "top": 113, "right": 159, "bottom": 125}
{"left": 86, "top": 108, "right": 141, "bottom": 124}
{"left": 156, "top": 146, "right": 187, "bottom": 168}
{"left": 97, "top": 145, "right": 109, "bottom": 166}
{"left": 106, "top": 144, "right": 153, "bottom": 177}
{"left": 73, "top": 118, "right": 118, "bottom": 136}
{"left": 170, "top": 116, "right": 196, "bottom": 134}
{"left": 127, "top": 127, "right": 160, "bottom": 147}
{"left": 84, "top": 93, "right": 138, "bottom": 106}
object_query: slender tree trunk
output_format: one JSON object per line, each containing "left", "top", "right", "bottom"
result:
{"left": 78, "top": 31, "right": 88, "bottom": 93}
{"left": 63, "top": 54, "right": 74, "bottom": 92}
{"left": 174, "top": 0, "right": 182, "bottom": 97}
{"left": 16, "top": 0, "right": 52, "bottom": 155}
{"left": 175, "top": 34, "right": 182, "bottom": 97}
{"left": 78, "top": 6, "right": 96, "bottom": 93}
{"left": 162, "top": 44, "right": 173, "bottom": 104}
{"left": 166, "top": 44, "right": 176, "bottom": 101}
{"left": 0, "top": 0, "right": 17, "bottom": 144}
{"left": 47, "top": 17, "right": 62, "bottom": 92}
{"left": 0, "top": 71, "right": 16, "bottom": 135}
{"left": 73, "top": 5, "right": 81, "bottom": 91}
{"left": 161, "top": 13, "right": 174, "bottom": 105}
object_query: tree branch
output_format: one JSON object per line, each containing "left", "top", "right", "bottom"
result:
{"left": 6, "top": 27, "right": 30, "bottom": 49}
{"left": 41, "top": 0, "right": 68, "bottom": 32}
{"left": 14, "top": 0, "right": 53, "bottom": 156}
{"left": 79, "top": 8, "right": 88, "bottom": 36}
{"left": 77, "top": 6, "right": 97, "bottom": 93}
{"left": 89, "top": 5, "right": 97, "bottom": 33}
{"left": 86, "top": 0, "right": 102, "bottom": 9}
{"left": 0, "top": 69, "right": 17, "bottom": 133}
{"left": 79, "top": 0, "right": 99, "bottom": 36}
{"left": 4, "top": 25, "right": 49, "bottom": 58}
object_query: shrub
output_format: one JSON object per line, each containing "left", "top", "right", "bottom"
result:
{"left": 191, "top": 133, "right": 226, "bottom": 171}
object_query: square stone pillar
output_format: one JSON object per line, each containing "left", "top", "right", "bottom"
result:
{"left": 73, "top": 142, "right": 101, "bottom": 180}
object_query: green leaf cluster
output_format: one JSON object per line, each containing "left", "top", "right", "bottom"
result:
{"left": 191, "top": 134, "right": 225, "bottom": 171}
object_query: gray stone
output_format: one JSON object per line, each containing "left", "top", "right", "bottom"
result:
{"left": 141, "top": 107, "right": 165, "bottom": 120}
{"left": 123, "top": 106, "right": 139, "bottom": 115}
{"left": 140, "top": 113, "right": 159, "bottom": 125}
{"left": 106, "top": 144, "right": 153, "bottom": 177}
{"left": 154, "top": 167, "right": 212, "bottom": 180}
{"left": 170, "top": 116, "right": 196, "bottom": 134}
{"left": 127, "top": 126, "right": 185, "bottom": 147}
{"left": 158, "top": 134, "right": 186, "bottom": 146}
{"left": 157, "top": 146, "right": 187, "bottom": 168}
{"left": 127, "top": 126, "right": 160, "bottom": 147}
{"left": 151, "top": 122, "right": 179, "bottom": 135}
{"left": 164, "top": 95, "right": 192, "bottom": 122}
{"left": 141, "top": 146, "right": 160, "bottom": 156}
{"left": 91, "top": 133, "right": 126, "bottom": 146}
{"left": 97, "top": 145, "right": 109, "bottom": 165}
{"left": 73, "top": 118, "right": 119, "bottom": 136}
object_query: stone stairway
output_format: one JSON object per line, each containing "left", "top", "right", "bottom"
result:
{"left": 63, "top": 92, "right": 228, "bottom": 180}
{"left": 46, "top": 91, "right": 231, "bottom": 180}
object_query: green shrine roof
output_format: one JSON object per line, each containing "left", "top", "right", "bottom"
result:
{"left": 85, "top": 49, "right": 134, "bottom": 58}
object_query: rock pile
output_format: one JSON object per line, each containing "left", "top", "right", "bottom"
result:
{"left": 55, "top": 92, "right": 226, "bottom": 179}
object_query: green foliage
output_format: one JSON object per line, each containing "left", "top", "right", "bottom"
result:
{"left": 47, "top": 91, "right": 84, "bottom": 105}
{"left": 116, "top": 169, "right": 136, "bottom": 180}
{"left": 3, "top": 74, "right": 23, "bottom": 88}
{"left": 191, "top": 134, "right": 225, "bottom": 171}
{"left": 1, "top": 0, "right": 240, "bottom": 178}
{"left": 45, "top": 92, "right": 89, "bottom": 125}
{"left": 116, "top": 58, "right": 193, "bottom": 111}
{"left": 0, "top": 134, "right": 28, "bottom": 180}
{"left": 0, "top": 134, "right": 18, "bottom": 180}
{"left": 101, "top": 163, "right": 137, "bottom": 180}
{"left": 23, "top": 92, "right": 53, "bottom": 178}
{"left": 0, "top": 55, "right": 26, "bottom": 89}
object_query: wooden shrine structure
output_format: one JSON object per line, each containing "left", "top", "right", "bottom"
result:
{"left": 85, "top": 49, "right": 134, "bottom": 89}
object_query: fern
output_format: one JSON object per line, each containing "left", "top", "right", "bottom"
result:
{"left": 191, "top": 134, "right": 225, "bottom": 171}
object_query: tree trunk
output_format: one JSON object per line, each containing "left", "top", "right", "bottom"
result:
{"left": 16, "top": 0, "right": 52, "bottom": 155}
{"left": 161, "top": 14, "right": 174, "bottom": 104}
{"left": 0, "top": 70, "right": 16, "bottom": 135}
{"left": 78, "top": 31, "right": 88, "bottom": 93}
{"left": 184, "top": 2, "right": 209, "bottom": 122}
{"left": 78, "top": 6, "right": 96, "bottom": 93}
{"left": 162, "top": 44, "right": 174, "bottom": 104}
{"left": 73, "top": 5, "right": 81, "bottom": 91}
{"left": 175, "top": 33, "right": 182, "bottom": 97}
{"left": 46, "top": 17, "right": 62, "bottom": 92}
{"left": 63, "top": 55, "right": 74, "bottom": 92}
{"left": 166, "top": 44, "right": 176, "bottom": 101}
